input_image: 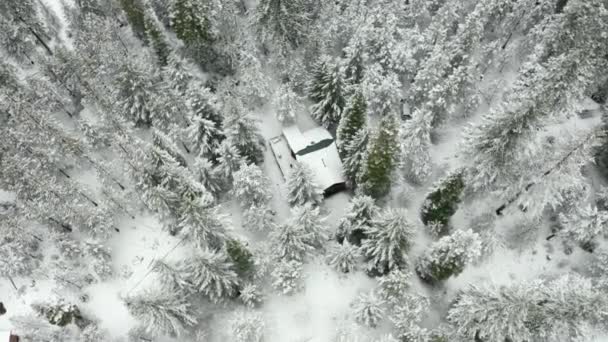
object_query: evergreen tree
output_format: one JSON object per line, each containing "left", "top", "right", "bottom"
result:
{"left": 342, "top": 129, "right": 369, "bottom": 187}
{"left": 232, "top": 163, "right": 272, "bottom": 209}
{"left": 226, "top": 239, "right": 255, "bottom": 280}
{"left": 181, "top": 248, "right": 239, "bottom": 302}
{"left": 309, "top": 56, "right": 347, "bottom": 128}
{"left": 360, "top": 65, "right": 402, "bottom": 117}
{"left": 169, "top": 0, "right": 213, "bottom": 46}
{"left": 123, "top": 289, "right": 197, "bottom": 337}
{"left": 447, "top": 274, "right": 608, "bottom": 342}
{"left": 352, "top": 290, "right": 385, "bottom": 328}
{"left": 326, "top": 241, "right": 361, "bottom": 273}
{"left": 361, "top": 208, "right": 415, "bottom": 275}
{"left": 377, "top": 269, "right": 412, "bottom": 308}
{"left": 223, "top": 98, "right": 265, "bottom": 165}
{"left": 242, "top": 205, "right": 276, "bottom": 232}
{"left": 163, "top": 53, "right": 193, "bottom": 95}
{"left": 291, "top": 204, "right": 328, "bottom": 250}
{"left": 336, "top": 91, "right": 367, "bottom": 156}
{"left": 115, "top": 60, "right": 158, "bottom": 126}
{"left": 358, "top": 114, "right": 399, "bottom": 199}
{"left": 336, "top": 195, "right": 379, "bottom": 245}
{"left": 193, "top": 156, "right": 223, "bottom": 196}
{"left": 231, "top": 311, "right": 265, "bottom": 342}
{"left": 176, "top": 191, "right": 229, "bottom": 251}
{"left": 274, "top": 83, "right": 301, "bottom": 125}
{"left": 400, "top": 108, "right": 433, "bottom": 184}
{"left": 119, "top": 0, "right": 146, "bottom": 39}
{"left": 153, "top": 259, "right": 190, "bottom": 292}
{"left": 559, "top": 204, "right": 608, "bottom": 248}
{"left": 415, "top": 229, "right": 481, "bottom": 284}
{"left": 255, "top": 0, "right": 310, "bottom": 48}
{"left": 215, "top": 140, "right": 245, "bottom": 183}
{"left": 271, "top": 259, "right": 303, "bottom": 295}
{"left": 287, "top": 161, "right": 323, "bottom": 207}
{"left": 144, "top": 5, "right": 171, "bottom": 66}
{"left": 420, "top": 170, "right": 465, "bottom": 234}
{"left": 270, "top": 221, "right": 313, "bottom": 262}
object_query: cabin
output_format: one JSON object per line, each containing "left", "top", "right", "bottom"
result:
{"left": 269, "top": 125, "right": 346, "bottom": 197}
{"left": 0, "top": 331, "right": 19, "bottom": 342}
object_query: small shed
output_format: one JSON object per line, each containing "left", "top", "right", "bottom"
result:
{"left": 0, "top": 331, "right": 19, "bottom": 342}
{"left": 269, "top": 125, "right": 346, "bottom": 196}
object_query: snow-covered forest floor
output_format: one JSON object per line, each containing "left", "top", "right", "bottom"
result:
{"left": 2, "top": 0, "right": 608, "bottom": 341}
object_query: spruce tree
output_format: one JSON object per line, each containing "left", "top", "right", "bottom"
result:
{"left": 336, "top": 195, "right": 379, "bottom": 245}
{"left": 181, "top": 249, "right": 240, "bottom": 302}
{"left": 326, "top": 241, "right": 361, "bottom": 273}
{"left": 358, "top": 114, "right": 399, "bottom": 199}
{"left": 270, "top": 222, "right": 313, "bottom": 262}
{"left": 169, "top": 0, "right": 213, "bottom": 46}
{"left": 352, "top": 290, "right": 385, "bottom": 328}
{"left": 342, "top": 129, "right": 369, "bottom": 187}
{"left": 119, "top": 0, "right": 146, "bottom": 39}
{"left": 361, "top": 208, "right": 415, "bottom": 275}
{"left": 336, "top": 91, "right": 367, "bottom": 156}
{"left": 223, "top": 98, "right": 265, "bottom": 165}
{"left": 123, "top": 289, "right": 197, "bottom": 337}
{"left": 400, "top": 108, "right": 433, "bottom": 184}
{"left": 309, "top": 56, "right": 347, "bottom": 128}
{"left": 144, "top": 6, "right": 171, "bottom": 66}
{"left": 232, "top": 163, "right": 272, "bottom": 209}
{"left": 115, "top": 61, "right": 158, "bottom": 126}
{"left": 447, "top": 274, "right": 608, "bottom": 342}
{"left": 291, "top": 204, "right": 328, "bottom": 250}
{"left": 176, "top": 191, "right": 229, "bottom": 251}
{"left": 255, "top": 0, "right": 310, "bottom": 48}
{"left": 415, "top": 229, "right": 481, "bottom": 284}
{"left": 420, "top": 170, "right": 465, "bottom": 235}
{"left": 286, "top": 161, "right": 323, "bottom": 207}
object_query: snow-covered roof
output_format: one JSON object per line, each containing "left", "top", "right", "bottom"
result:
{"left": 282, "top": 125, "right": 334, "bottom": 156}
{"left": 297, "top": 142, "right": 345, "bottom": 191}
{"left": 274, "top": 125, "right": 345, "bottom": 192}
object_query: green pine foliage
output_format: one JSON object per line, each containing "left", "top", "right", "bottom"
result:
{"left": 119, "top": 0, "right": 146, "bottom": 39}
{"left": 420, "top": 171, "right": 465, "bottom": 234}
{"left": 226, "top": 239, "right": 255, "bottom": 280}
{"left": 358, "top": 114, "right": 399, "bottom": 199}
{"left": 308, "top": 57, "right": 346, "bottom": 128}
{"left": 169, "top": 0, "right": 212, "bottom": 46}
{"left": 336, "top": 91, "right": 367, "bottom": 156}
{"left": 144, "top": 7, "right": 171, "bottom": 66}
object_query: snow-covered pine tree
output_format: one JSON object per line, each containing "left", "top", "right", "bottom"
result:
{"left": 223, "top": 98, "right": 265, "bottom": 165}
{"left": 389, "top": 291, "right": 431, "bottom": 342}
{"left": 143, "top": 5, "right": 171, "bottom": 66}
{"left": 239, "top": 283, "right": 263, "bottom": 307}
{"left": 231, "top": 311, "right": 265, "bottom": 342}
{"left": 232, "top": 163, "right": 272, "bottom": 209}
{"left": 342, "top": 129, "right": 369, "bottom": 187}
{"left": 255, "top": 0, "right": 310, "bottom": 49}
{"left": 0, "top": 216, "right": 41, "bottom": 278}
{"left": 290, "top": 204, "right": 328, "bottom": 250}
{"left": 215, "top": 140, "right": 245, "bottom": 184}
{"left": 287, "top": 161, "right": 323, "bottom": 207}
{"left": 242, "top": 205, "right": 276, "bottom": 232}
{"left": 463, "top": 0, "right": 608, "bottom": 196}
{"left": 400, "top": 108, "right": 433, "bottom": 184}
{"left": 270, "top": 221, "right": 313, "bottom": 262}
{"left": 271, "top": 259, "right": 303, "bottom": 295}
{"left": 377, "top": 269, "right": 412, "bottom": 307}
{"left": 336, "top": 195, "right": 379, "bottom": 245}
{"left": 447, "top": 274, "right": 608, "bottom": 342}
{"left": 559, "top": 204, "right": 608, "bottom": 250}
{"left": 274, "top": 83, "right": 301, "bottom": 125}
{"left": 352, "top": 290, "right": 385, "bottom": 328}
{"left": 361, "top": 208, "right": 415, "bottom": 275}
{"left": 114, "top": 59, "right": 158, "bottom": 126}
{"left": 420, "top": 170, "right": 465, "bottom": 235}
{"left": 169, "top": 0, "right": 213, "bottom": 46}
{"left": 360, "top": 64, "right": 402, "bottom": 117}
{"left": 193, "top": 156, "right": 223, "bottom": 196}
{"left": 326, "top": 241, "right": 361, "bottom": 273}
{"left": 153, "top": 259, "right": 190, "bottom": 293}
{"left": 181, "top": 248, "right": 239, "bottom": 302}
{"left": 309, "top": 56, "right": 347, "bottom": 128}
{"left": 336, "top": 91, "right": 367, "bottom": 156}
{"left": 162, "top": 53, "right": 193, "bottom": 95}
{"left": 176, "top": 188, "right": 229, "bottom": 251}
{"left": 123, "top": 288, "right": 197, "bottom": 337}
{"left": 358, "top": 113, "right": 399, "bottom": 199}
{"left": 415, "top": 229, "right": 481, "bottom": 284}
